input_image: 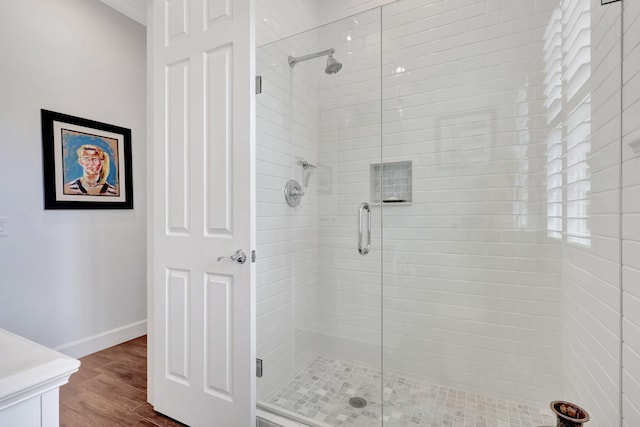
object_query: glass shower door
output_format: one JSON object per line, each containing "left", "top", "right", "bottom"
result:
{"left": 380, "top": 0, "right": 621, "bottom": 425}
{"left": 256, "top": 9, "right": 383, "bottom": 426}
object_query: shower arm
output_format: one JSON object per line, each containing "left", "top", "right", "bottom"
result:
{"left": 288, "top": 49, "right": 335, "bottom": 67}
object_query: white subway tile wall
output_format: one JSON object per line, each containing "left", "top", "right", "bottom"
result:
{"left": 623, "top": 1, "right": 640, "bottom": 426}
{"left": 256, "top": 0, "right": 320, "bottom": 47}
{"left": 315, "top": 4, "right": 383, "bottom": 366}
{"left": 378, "top": 0, "right": 564, "bottom": 406}
{"left": 257, "top": 0, "right": 628, "bottom": 426}
{"left": 256, "top": 21, "right": 323, "bottom": 399}
{"left": 559, "top": 2, "right": 622, "bottom": 427}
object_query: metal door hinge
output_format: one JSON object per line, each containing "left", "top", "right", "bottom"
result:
{"left": 256, "top": 76, "right": 262, "bottom": 94}
{"left": 251, "top": 250, "right": 256, "bottom": 263}
{"left": 256, "top": 358, "right": 263, "bottom": 377}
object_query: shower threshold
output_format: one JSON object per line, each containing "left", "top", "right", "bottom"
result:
{"left": 258, "top": 402, "right": 332, "bottom": 427}
{"left": 261, "top": 355, "right": 555, "bottom": 427}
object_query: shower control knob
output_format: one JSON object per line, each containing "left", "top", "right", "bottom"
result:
{"left": 217, "top": 249, "right": 247, "bottom": 264}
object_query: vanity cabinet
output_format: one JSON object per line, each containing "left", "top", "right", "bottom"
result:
{"left": 0, "top": 329, "right": 79, "bottom": 427}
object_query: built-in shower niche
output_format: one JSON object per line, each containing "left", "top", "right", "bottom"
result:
{"left": 370, "top": 161, "right": 412, "bottom": 205}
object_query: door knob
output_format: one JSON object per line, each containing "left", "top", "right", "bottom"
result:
{"left": 217, "top": 249, "right": 247, "bottom": 264}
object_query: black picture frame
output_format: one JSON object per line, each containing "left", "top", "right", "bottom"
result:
{"left": 41, "top": 109, "right": 133, "bottom": 209}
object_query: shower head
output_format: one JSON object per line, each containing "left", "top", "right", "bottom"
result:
{"left": 288, "top": 48, "right": 342, "bottom": 75}
{"left": 325, "top": 53, "right": 343, "bottom": 75}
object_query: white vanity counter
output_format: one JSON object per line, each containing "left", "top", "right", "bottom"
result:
{"left": 0, "top": 328, "right": 79, "bottom": 427}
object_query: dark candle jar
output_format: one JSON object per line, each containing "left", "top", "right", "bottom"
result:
{"left": 550, "top": 401, "right": 590, "bottom": 427}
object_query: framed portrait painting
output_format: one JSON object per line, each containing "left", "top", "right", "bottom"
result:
{"left": 41, "top": 110, "right": 133, "bottom": 209}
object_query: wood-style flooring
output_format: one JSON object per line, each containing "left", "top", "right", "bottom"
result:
{"left": 60, "top": 336, "right": 186, "bottom": 427}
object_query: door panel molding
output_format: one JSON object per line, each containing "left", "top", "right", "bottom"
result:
{"left": 204, "top": 45, "right": 233, "bottom": 236}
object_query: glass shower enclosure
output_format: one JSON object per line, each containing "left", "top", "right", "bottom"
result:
{"left": 256, "top": 0, "right": 622, "bottom": 425}
{"left": 256, "top": 8, "right": 383, "bottom": 425}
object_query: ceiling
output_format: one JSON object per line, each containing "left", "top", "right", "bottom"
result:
{"left": 100, "top": 0, "right": 146, "bottom": 26}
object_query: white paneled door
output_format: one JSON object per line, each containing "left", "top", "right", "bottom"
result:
{"left": 148, "top": 0, "right": 255, "bottom": 426}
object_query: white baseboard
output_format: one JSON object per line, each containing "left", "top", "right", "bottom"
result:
{"left": 54, "top": 320, "right": 147, "bottom": 358}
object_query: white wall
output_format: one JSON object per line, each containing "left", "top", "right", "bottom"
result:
{"left": 378, "top": 0, "right": 565, "bottom": 404}
{"left": 560, "top": 1, "right": 622, "bottom": 425}
{"left": 316, "top": 8, "right": 383, "bottom": 365}
{"left": 622, "top": 0, "right": 640, "bottom": 425}
{"left": 0, "top": 0, "right": 147, "bottom": 356}
{"left": 256, "top": 6, "right": 322, "bottom": 400}
{"left": 256, "top": 0, "right": 320, "bottom": 47}
{"left": 319, "top": 0, "right": 400, "bottom": 28}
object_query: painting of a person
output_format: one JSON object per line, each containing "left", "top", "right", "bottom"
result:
{"left": 63, "top": 144, "right": 118, "bottom": 196}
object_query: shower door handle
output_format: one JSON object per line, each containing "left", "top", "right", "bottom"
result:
{"left": 358, "top": 202, "right": 371, "bottom": 256}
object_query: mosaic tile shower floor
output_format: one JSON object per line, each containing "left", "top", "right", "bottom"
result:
{"left": 266, "top": 356, "right": 555, "bottom": 427}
